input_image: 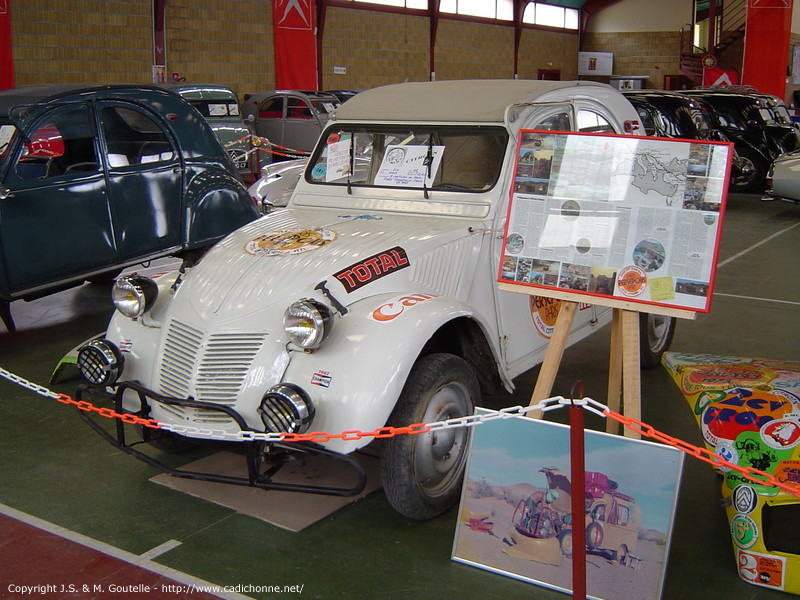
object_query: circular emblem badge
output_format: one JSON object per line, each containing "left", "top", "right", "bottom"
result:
{"left": 761, "top": 418, "right": 800, "bottom": 450}
{"left": 244, "top": 228, "right": 337, "bottom": 256}
{"left": 730, "top": 514, "right": 759, "bottom": 549}
{"left": 732, "top": 485, "right": 759, "bottom": 514}
{"left": 617, "top": 265, "right": 647, "bottom": 297}
{"left": 530, "top": 296, "right": 562, "bottom": 339}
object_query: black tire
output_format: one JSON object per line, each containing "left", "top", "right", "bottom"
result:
{"left": 639, "top": 312, "right": 675, "bottom": 369}
{"left": 731, "top": 147, "right": 767, "bottom": 192}
{"left": 381, "top": 353, "right": 478, "bottom": 520}
{"left": 615, "top": 544, "right": 629, "bottom": 565}
{"left": 586, "top": 521, "right": 604, "bottom": 550}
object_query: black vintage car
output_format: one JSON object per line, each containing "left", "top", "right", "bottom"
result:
{"left": 622, "top": 90, "right": 744, "bottom": 188}
{"left": 679, "top": 90, "right": 800, "bottom": 192}
{"left": 0, "top": 85, "right": 260, "bottom": 331}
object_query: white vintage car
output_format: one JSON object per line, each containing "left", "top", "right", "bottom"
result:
{"left": 75, "top": 80, "right": 674, "bottom": 520}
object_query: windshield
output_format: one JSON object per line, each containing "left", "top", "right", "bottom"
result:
{"left": 188, "top": 100, "right": 241, "bottom": 119}
{"left": 0, "top": 123, "right": 16, "bottom": 162}
{"left": 306, "top": 125, "right": 508, "bottom": 193}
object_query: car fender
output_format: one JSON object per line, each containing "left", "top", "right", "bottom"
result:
{"left": 280, "top": 292, "right": 487, "bottom": 454}
{"left": 184, "top": 167, "right": 259, "bottom": 249}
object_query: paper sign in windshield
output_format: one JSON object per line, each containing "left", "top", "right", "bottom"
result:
{"left": 374, "top": 145, "right": 444, "bottom": 187}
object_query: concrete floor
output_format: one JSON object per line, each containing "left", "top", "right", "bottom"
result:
{"left": 0, "top": 192, "right": 797, "bottom": 599}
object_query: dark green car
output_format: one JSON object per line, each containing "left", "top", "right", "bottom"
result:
{"left": 0, "top": 85, "right": 260, "bottom": 331}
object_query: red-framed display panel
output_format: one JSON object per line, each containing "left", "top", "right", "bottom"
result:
{"left": 498, "top": 130, "right": 732, "bottom": 316}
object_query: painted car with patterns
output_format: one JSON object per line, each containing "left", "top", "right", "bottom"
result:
{"left": 75, "top": 80, "right": 676, "bottom": 520}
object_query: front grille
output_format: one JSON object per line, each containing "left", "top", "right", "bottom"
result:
{"left": 157, "top": 320, "right": 266, "bottom": 424}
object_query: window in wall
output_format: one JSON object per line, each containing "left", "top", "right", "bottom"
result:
{"left": 522, "top": 2, "right": 579, "bottom": 30}
{"left": 351, "top": 0, "right": 427, "bottom": 9}
{"left": 440, "top": 0, "right": 513, "bottom": 20}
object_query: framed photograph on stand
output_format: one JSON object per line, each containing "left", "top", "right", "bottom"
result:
{"left": 452, "top": 410, "right": 684, "bottom": 600}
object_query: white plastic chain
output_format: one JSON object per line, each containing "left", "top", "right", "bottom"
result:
{"left": 0, "top": 365, "right": 607, "bottom": 443}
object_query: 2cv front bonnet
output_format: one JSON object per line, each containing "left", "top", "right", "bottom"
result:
{"left": 109, "top": 206, "right": 484, "bottom": 450}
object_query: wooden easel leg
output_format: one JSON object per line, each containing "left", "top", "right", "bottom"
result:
{"left": 620, "top": 309, "right": 641, "bottom": 439}
{"left": 527, "top": 301, "right": 578, "bottom": 418}
{"left": 606, "top": 309, "right": 623, "bottom": 434}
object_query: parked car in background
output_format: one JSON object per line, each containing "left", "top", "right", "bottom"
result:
{"left": 324, "top": 89, "right": 361, "bottom": 104}
{"left": 680, "top": 90, "right": 800, "bottom": 191}
{"left": 764, "top": 149, "right": 800, "bottom": 204}
{"left": 241, "top": 90, "right": 340, "bottom": 163}
{"left": 165, "top": 83, "right": 255, "bottom": 183}
{"left": 621, "top": 90, "right": 745, "bottom": 186}
{"left": 247, "top": 157, "right": 307, "bottom": 212}
{"left": 0, "top": 85, "right": 260, "bottom": 332}
{"left": 74, "top": 80, "right": 678, "bottom": 521}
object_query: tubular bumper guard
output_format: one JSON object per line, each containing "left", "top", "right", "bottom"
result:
{"left": 75, "top": 380, "right": 367, "bottom": 497}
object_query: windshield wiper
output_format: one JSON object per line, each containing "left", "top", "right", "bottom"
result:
{"left": 423, "top": 136, "right": 434, "bottom": 199}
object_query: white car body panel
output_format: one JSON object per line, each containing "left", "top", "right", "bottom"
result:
{"left": 102, "top": 79, "right": 643, "bottom": 453}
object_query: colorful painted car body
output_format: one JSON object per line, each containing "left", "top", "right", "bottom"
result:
{"left": 663, "top": 352, "right": 800, "bottom": 594}
{"left": 75, "top": 80, "right": 676, "bottom": 520}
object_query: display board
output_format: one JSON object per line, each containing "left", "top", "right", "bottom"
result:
{"left": 498, "top": 130, "right": 732, "bottom": 314}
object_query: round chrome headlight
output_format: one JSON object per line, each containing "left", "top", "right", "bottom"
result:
{"left": 77, "top": 339, "right": 124, "bottom": 386}
{"left": 112, "top": 275, "right": 158, "bottom": 319}
{"left": 283, "top": 299, "right": 333, "bottom": 350}
{"left": 258, "top": 384, "right": 315, "bottom": 434}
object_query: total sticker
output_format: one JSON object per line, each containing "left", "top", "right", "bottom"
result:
{"left": 616, "top": 265, "right": 647, "bottom": 297}
{"left": 730, "top": 513, "right": 759, "bottom": 549}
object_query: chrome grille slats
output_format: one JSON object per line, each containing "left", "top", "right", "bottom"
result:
{"left": 195, "top": 333, "right": 265, "bottom": 405}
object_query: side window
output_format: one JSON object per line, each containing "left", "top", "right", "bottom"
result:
{"left": 16, "top": 105, "right": 99, "bottom": 181}
{"left": 286, "top": 98, "right": 313, "bottom": 120}
{"left": 577, "top": 109, "right": 616, "bottom": 134}
{"left": 100, "top": 106, "right": 174, "bottom": 166}
{"left": 533, "top": 111, "right": 572, "bottom": 132}
{"left": 258, "top": 97, "right": 284, "bottom": 120}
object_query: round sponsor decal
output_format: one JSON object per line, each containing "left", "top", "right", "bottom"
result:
{"left": 326, "top": 133, "right": 340, "bottom": 144}
{"left": 616, "top": 265, "right": 647, "bottom": 297}
{"left": 311, "top": 163, "right": 327, "bottom": 180}
{"left": 244, "top": 228, "right": 337, "bottom": 256}
{"left": 701, "top": 387, "right": 796, "bottom": 446}
{"left": 730, "top": 513, "right": 759, "bottom": 549}
{"left": 530, "top": 296, "right": 562, "bottom": 339}
{"left": 732, "top": 485, "right": 759, "bottom": 514}
{"left": 761, "top": 418, "right": 800, "bottom": 450}
{"left": 715, "top": 440, "right": 738, "bottom": 472}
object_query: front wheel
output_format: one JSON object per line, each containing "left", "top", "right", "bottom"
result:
{"left": 731, "top": 147, "right": 767, "bottom": 192}
{"left": 639, "top": 312, "right": 675, "bottom": 368}
{"left": 381, "top": 353, "right": 479, "bottom": 520}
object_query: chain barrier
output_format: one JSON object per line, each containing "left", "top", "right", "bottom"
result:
{"left": 1, "top": 366, "right": 798, "bottom": 497}
{"left": 223, "top": 134, "right": 311, "bottom": 160}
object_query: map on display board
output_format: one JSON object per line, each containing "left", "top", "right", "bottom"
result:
{"left": 498, "top": 130, "right": 733, "bottom": 315}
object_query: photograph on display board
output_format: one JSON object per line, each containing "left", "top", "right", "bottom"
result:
{"left": 452, "top": 411, "right": 684, "bottom": 600}
{"left": 498, "top": 130, "right": 733, "bottom": 313}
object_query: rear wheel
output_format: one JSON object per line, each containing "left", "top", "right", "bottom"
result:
{"left": 731, "top": 147, "right": 767, "bottom": 192}
{"left": 381, "top": 353, "right": 478, "bottom": 520}
{"left": 558, "top": 529, "right": 574, "bottom": 557}
{"left": 586, "top": 521, "right": 604, "bottom": 550}
{"left": 639, "top": 312, "right": 675, "bottom": 368}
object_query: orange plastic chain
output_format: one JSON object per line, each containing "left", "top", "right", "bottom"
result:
{"left": 45, "top": 389, "right": 800, "bottom": 498}
{"left": 605, "top": 408, "right": 800, "bottom": 498}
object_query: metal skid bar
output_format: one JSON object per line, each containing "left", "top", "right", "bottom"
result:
{"left": 75, "top": 382, "right": 368, "bottom": 498}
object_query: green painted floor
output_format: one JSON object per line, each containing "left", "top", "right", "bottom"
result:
{"left": 0, "top": 192, "right": 798, "bottom": 599}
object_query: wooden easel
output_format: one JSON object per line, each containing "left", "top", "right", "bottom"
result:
{"left": 523, "top": 301, "right": 642, "bottom": 437}
{"left": 497, "top": 285, "right": 696, "bottom": 439}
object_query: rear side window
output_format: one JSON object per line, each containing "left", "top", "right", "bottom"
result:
{"left": 577, "top": 109, "right": 616, "bottom": 134}
{"left": 100, "top": 106, "right": 174, "bottom": 166}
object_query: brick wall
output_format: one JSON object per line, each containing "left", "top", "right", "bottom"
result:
{"left": 581, "top": 30, "right": 682, "bottom": 90}
{"left": 10, "top": 0, "right": 151, "bottom": 86}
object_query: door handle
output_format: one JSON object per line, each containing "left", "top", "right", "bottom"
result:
{"left": 0, "top": 185, "right": 13, "bottom": 200}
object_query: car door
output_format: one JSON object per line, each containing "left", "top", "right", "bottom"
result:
{"left": 494, "top": 102, "right": 607, "bottom": 372}
{"left": 0, "top": 102, "right": 117, "bottom": 296}
{"left": 98, "top": 102, "right": 183, "bottom": 260}
{"left": 254, "top": 95, "right": 286, "bottom": 149}
{"left": 283, "top": 95, "right": 323, "bottom": 153}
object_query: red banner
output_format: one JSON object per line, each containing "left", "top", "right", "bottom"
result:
{"left": 741, "top": 0, "right": 793, "bottom": 96}
{"left": 273, "top": 0, "right": 318, "bottom": 90}
{"left": 0, "top": 0, "right": 14, "bottom": 90}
